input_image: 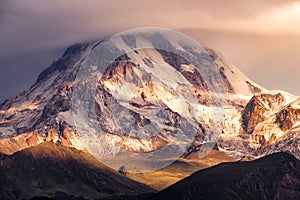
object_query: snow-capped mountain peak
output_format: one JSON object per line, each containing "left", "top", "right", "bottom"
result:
{"left": 0, "top": 28, "right": 299, "bottom": 168}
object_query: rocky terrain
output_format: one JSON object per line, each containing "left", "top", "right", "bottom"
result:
{"left": 0, "top": 28, "right": 300, "bottom": 199}
{"left": 0, "top": 30, "right": 299, "bottom": 162}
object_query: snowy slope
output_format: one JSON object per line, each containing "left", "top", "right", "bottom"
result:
{"left": 0, "top": 28, "right": 299, "bottom": 163}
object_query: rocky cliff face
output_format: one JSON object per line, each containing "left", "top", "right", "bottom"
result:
{"left": 0, "top": 29, "right": 299, "bottom": 164}
{"left": 0, "top": 42, "right": 93, "bottom": 138}
{"left": 242, "top": 93, "right": 285, "bottom": 134}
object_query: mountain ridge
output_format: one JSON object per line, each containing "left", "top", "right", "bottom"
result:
{"left": 2, "top": 141, "right": 299, "bottom": 200}
{"left": 0, "top": 31, "right": 299, "bottom": 163}
{"left": 151, "top": 152, "right": 300, "bottom": 200}
{"left": 0, "top": 142, "right": 155, "bottom": 200}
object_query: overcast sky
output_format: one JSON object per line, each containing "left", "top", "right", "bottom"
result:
{"left": 1, "top": 0, "right": 300, "bottom": 103}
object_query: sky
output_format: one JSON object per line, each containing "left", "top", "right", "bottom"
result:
{"left": 1, "top": 0, "right": 300, "bottom": 103}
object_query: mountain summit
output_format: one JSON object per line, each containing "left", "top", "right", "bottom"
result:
{"left": 0, "top": 28, "right": 299, "bottom": 168}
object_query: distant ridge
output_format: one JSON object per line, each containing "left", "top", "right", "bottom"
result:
{"left": 151, "top": 152, "right": 300, "bottom": 200}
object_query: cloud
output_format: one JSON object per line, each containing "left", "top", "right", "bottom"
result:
{"left": 1, "top": 0, "right": 300, "bottom": 102}
{"left": 0, "top": 0, "right": 298, "bottom": 59}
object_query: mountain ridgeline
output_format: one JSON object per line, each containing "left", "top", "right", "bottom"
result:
{"left": 150, "top": 152, "right": 300, "bottom": 200}
{"left": 0, "top": 32, "right": 299, "bottom": 160}
{"left": 0, "top": 30, "right": 299, "bottom": 199}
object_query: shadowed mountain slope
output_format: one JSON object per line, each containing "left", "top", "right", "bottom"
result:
{"left": 151, "top": 152, "right": 300, "bottom": 200}
{"left": 0, "top": 142, "right": 155, "bottom": 200}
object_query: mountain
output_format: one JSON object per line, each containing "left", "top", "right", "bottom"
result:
{"left": 2, "top": 143, "right": 299, "bottom": 200}
{"left": 150, "top": 152, "right": 300, "bottom": 200}
{"left": 240, "top": 94, "right": 300, "bottom": 159}
{"left": 0, "top": 142, "right": 155, "bottom": 200}
{"left": 0, "top": 28, "right": 299, "bottom": 168}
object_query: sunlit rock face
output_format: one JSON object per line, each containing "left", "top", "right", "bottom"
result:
{"left": 71, "top": 28, "right": 229, "bottom": 171}
{"left": 242, "top": 93, "right": 285, "bottom": 134}
{"left": 0, "top": 28, "right": 299, "bottom": 167}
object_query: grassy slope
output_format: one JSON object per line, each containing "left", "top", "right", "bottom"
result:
{"left": 127, "top": 150, "right": 236, "bottom": 190}
{"left": 0, "top": 142, "right": 155, "bottom": 200}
